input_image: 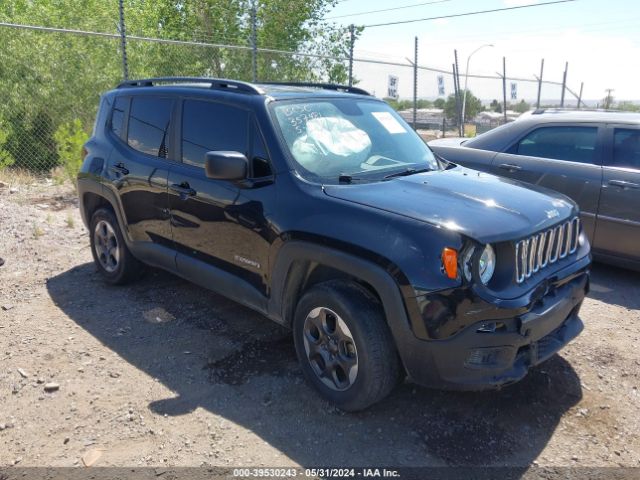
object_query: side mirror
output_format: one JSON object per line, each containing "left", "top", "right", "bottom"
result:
{"left": 204, "top": 151, "right": 248, "bottom": 181}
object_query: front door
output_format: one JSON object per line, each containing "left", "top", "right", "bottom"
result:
{"left": 490, "top": 124, "right": 603, "bottom": 242}
{"left": 593, "top": 125, "right": 640, "bottom": 261}
{"left": 167, "top": 98, "right": 275, "bottom": 294}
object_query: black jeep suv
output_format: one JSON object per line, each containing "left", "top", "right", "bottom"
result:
{"left": 78, "top": 77, "right": 591, "bottom": 411}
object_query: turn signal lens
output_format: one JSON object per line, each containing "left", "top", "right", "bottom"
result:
{"left": 441, "top": 247, "right": 458, "bottom": 280}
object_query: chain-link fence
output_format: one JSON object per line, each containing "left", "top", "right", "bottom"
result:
{"left": 0, "top": 20, "right": 590, "bottom": 177}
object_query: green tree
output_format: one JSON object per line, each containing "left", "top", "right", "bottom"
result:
{"left": 489, "top": 99, "right": 502, "bottom": 113}
{"left": 0, "top": 0, "right": 354, "bottom": 173}
{"left": 514, "top": 99, "right": 531, "bottom": 113}
{"left": 615, "top": 101, "right": 640, "bottom": 112}
{"left": 444, "top": 90, "right": 482, "bottom": 122}
{"left": 433, "top": 98, "right": 446, "bottom": 109}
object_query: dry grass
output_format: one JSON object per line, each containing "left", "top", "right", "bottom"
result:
{"left": 0, "top": 168, "right": 44, "bottom": 187}
{"left": 32, "top": 222, "right": 44, "bottom": 239}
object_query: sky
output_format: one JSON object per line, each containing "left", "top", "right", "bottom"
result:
{"left": 325, "top": 0, "right": 640, "bottom": 104}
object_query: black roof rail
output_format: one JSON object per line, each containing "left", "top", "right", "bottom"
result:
{"left": 260, "top": 82, "right": 371, "bottom": 96}
{"left": 116, "top": 77, "right": 264, "bottom": 95}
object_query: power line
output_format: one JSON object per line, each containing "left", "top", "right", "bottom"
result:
{"left": 362, "top": 0, "right": 577, "bottom": 28}
{"left": 326, "top": 0, "right": 452, "bottom": 20}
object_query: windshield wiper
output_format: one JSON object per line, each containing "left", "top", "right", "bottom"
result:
{"left": 383, "top": 167, "right": 431, "bottom": 180}
{"left": 338, "top": 174, "right": 365, "bottom": 184}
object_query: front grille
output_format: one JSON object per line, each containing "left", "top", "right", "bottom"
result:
{"left": 515, "top": 217, "right": 580, "bottom": 283}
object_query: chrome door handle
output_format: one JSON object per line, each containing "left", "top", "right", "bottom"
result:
{"left": 499, "top": 163, "right": 522, "bottom": 172}
{"left": 608, "top": 179, "right": 640, "bottom": 189}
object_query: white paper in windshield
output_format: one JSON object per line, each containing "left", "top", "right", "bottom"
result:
{"left": 371, "top": 111, "right": 407, "bottom": 134}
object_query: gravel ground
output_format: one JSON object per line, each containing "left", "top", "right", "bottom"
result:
{"left": 0, "top": 179, "right": 639, "bottom": 469}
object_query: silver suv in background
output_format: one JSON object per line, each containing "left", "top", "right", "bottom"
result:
{"left": 429, "top": 110, "right": 640, "bottom": 271}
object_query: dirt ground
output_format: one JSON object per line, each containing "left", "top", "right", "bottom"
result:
{"left": 0, "top": 178, "right": 639, "bottom": 469}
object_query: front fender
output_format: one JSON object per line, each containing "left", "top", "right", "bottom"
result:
{"left": 268, "top": 241, "right": 419, "bottom": 348}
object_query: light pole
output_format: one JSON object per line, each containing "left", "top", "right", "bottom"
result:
{"left": 461, "top": 44, "right": 493, "bottom": 135}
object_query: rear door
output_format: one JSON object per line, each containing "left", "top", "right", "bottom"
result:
{"left": 593, "top": 125, "right": 640, "bottom": 261}
{"left": 105, "top": 94, "right": 175, "bottom": 262}
{"left": 490, "top": 124, "right": 603, "bottom": 242}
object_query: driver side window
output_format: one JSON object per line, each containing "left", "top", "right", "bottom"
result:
{"left": 181, "top": 100, "right": 249, "bottom": 168}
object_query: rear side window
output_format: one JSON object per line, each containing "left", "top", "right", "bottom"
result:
{"left": 110, "top": 96, "right": 128, "bottom": 138}
{"left": 511, "top": 126, "right": 598, "bottom": 164}
{"left": 181, "top": 100, "right": 248, "bottom": 167}
{"left": 127, "top": 97, "right": 173, "bottom": 158}
{"left": 612, "top": 128, "right": 640, "bottom": 169}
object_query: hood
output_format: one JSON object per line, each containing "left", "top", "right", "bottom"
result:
{"left": 323, "top": 166, "right": 577, "bottom": 244}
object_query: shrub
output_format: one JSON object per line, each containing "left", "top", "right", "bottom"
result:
{"left": 0, "top": 117, "right": 15, "bottom": 169}
{"left": 53, "top": 118, "right": 89, "bottom": 183}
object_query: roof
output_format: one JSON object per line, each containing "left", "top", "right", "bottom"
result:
{"left": 114, "top": 77, "right": 373, "bottom": 100}
{"left": 522, "top": 109, "right": 640, "bottom": 124}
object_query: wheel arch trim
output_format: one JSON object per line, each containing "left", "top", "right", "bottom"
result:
{"left": 269, "top": 241, "right": 416, "bottom": 354}
{"left": 78, "top": 178, "right": 133, "bottom": 246}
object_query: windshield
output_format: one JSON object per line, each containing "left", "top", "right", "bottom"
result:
{"left": 271, "top": 98, "right": 440, "bottom": 183}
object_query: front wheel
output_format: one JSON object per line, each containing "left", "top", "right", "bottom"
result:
{"left": 293, "top": 280, "right": 402, "bottom": 411}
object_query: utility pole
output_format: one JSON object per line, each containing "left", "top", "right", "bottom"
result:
{"left": 560, "top": 61, "right": 568, "bottom": 107}
{"left": 604, "top": 89, "right": 614, "bottom": 109}
{"left": 250, "top": 1, "right": 258, "bottom": 82}
{"left": 577, "top": 82, "right": 584, "bottom": 109}
{"left": 413, "top": 36, "right": 418, "bottom": 130}
{"left": 461, "top": 44, "right": 493, "bottom": 136}
{"left": 348, "top": 24, "right": 355, "bottom": 87}
{"left": 452, "top": 63, "right": 460, "bottom": 135}
{"left": 118, "top": 0, "right": 129, "bottom": 80}
{"left": 536, "top": 58, "right": 544, "bottom": 109}
{"left": 502, "top": 56, "right": 507, "bottom": 123}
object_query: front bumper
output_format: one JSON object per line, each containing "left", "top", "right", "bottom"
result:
{"left": 399, "top": 257, "right": 589, "bottom": 390}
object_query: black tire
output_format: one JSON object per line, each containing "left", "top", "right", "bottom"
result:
{"left": 89, "top": 207, "right": 143, "bottom": 285}
{"left": 293, "top": 280, "right": 402, "bottom": 411}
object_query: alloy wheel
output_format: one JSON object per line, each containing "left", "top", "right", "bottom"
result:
{"left": 302, "top": 307, "right": 359, "bottom": 391}
{"left": 93, "top": 220, "right": 120, "bottom": 273}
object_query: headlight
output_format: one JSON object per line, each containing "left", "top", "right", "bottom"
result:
{"left": 463, "top": 244, "right": 496, "bottom": 285}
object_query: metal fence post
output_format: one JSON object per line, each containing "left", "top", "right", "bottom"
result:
{"left": 118, "top": 0, "right": 129, "bottom": 80}
{"left": 502, "top": 57, "right": 507, "bottom": 123}
{"left": 536, "top": 58, "right": 544, "bottom": 109}
{"left": 250, "top": 1, "right": 257, "bottom": 82}
{"left": 577, "top": 82, "right": 584, "bottom": 109}
{"left": 452, "top": 63, "right": 459, "bottom": 133}
{"left": 560, "top": 61, "right": 568, "bottom": 107}
{"left": 454, "top": 50, "right": 462, "bottom": 136}
{"left": 348, "top": 24, "right": 355, "bottom": 87}
{"left": 413, "top": 36, "right": 418, "bottom": 130}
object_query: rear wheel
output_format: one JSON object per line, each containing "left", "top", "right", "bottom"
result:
{"left": 293, "top": 280, "right": 401, "bottom": 411}
{"left": 89, "top": 208, "right": 142, "bottom": 285}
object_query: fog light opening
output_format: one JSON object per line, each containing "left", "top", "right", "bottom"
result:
{"left": 465, "top": 346, "right": 510, "bottom": 368}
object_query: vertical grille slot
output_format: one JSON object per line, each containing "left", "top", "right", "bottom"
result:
{"left": 514, "top": 216, "right": 581, "bottom": 284}
{"left": 570, "top": 217, "right": 580, "bottom": 254}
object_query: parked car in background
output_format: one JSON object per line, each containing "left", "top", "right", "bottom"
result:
{"left": 429, "top": 110, "right": 640, "bottom": 271}
{"left": 78, "top": 81, "right": 590, "bottom": 410}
